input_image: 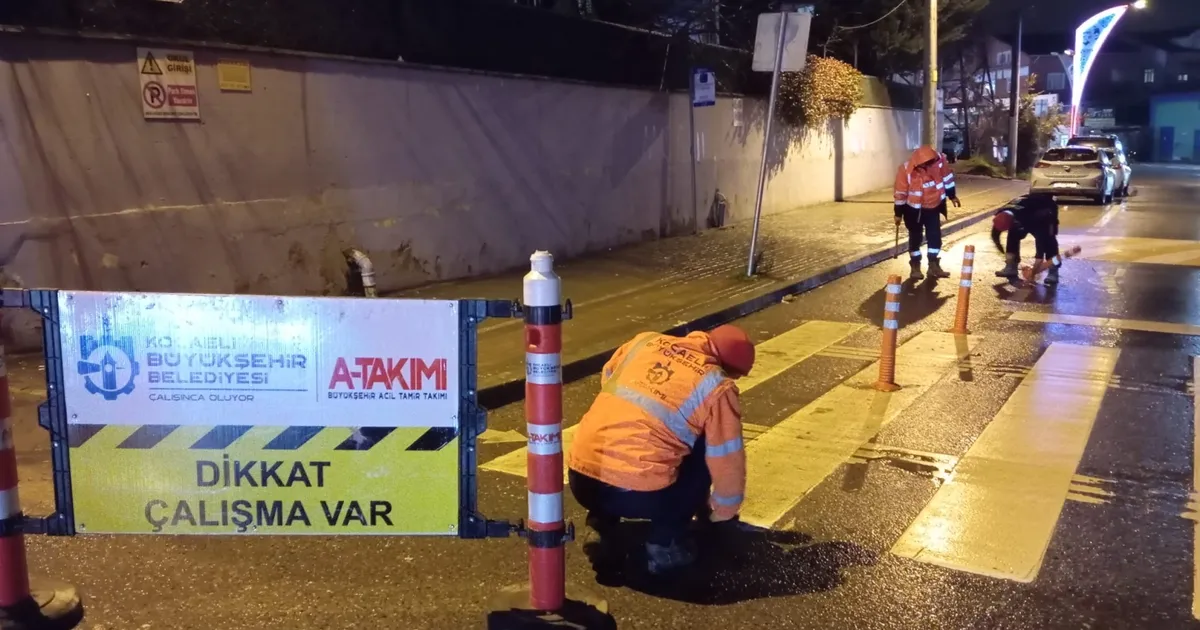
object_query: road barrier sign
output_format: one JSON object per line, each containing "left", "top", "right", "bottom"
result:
{"left": 4, "top": 288, "right": 522, "bottom": 539}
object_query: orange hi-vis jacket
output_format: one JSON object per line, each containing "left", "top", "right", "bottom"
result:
{"left": 893, "top": 146, "right": 958, "bottom": 213}
{"left": 567, "top": 331, "right": 746, "bottom": 521}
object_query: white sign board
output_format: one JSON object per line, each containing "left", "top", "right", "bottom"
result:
{"left": 138, "top": 47, "right": 200, "bottom": 120}
{"left": 693, "top": 69, "right": 717, "bottom": 107}
{"left": 58, "top": 292, "right": 460, "bottom": 428}
{"left": 752, "top": 11, "right": 814, "bottom": 73}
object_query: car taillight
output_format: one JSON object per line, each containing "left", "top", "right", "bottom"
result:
{"left": 1035, "top": 161, "right": 1050, "bottom": 168}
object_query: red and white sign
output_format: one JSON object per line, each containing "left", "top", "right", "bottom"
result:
{"left": 138, "top": 47, "right": 200, "bottom": 120}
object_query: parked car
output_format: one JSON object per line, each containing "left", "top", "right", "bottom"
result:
{"left": 1030, "top": 146, "right": 1116, "bottom": 204}
{"left": 1068, "top": 132, "right": 1134, "bottom": 177}
{"left": 1067, "top": 133, "right": 1125, "bottom": 155}
{"left": 1100, "top": 148, "right": 1132, "bottom": 197}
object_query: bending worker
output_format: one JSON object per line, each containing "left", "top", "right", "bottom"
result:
{"left": 992, "top": 192, "right": 1062, "bottom": 284}
{"left": 894, "top": 146, "right": 962, "bottom": 281}
{"left": 567, "top": 325, "right": 755, "bottom": 576}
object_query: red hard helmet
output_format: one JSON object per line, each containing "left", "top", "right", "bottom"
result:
{"left": 992, "top": 211, "right": 1014, "bottom": 232}
{"left": 708, "top": 325, "right": 755, "bottom": 378}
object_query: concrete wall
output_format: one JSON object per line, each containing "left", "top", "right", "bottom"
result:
{"left": 0, "top": 32, "right": 920, "bottom": 341}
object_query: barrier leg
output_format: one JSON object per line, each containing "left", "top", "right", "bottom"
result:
{"left": 950, "top": 245, "right": 974, "bottom": 334}
{"left": 488, "top": 252, "right": 613, "bottom": 630}
{"left": 873, "top": 275, "right": 902, "bottom": 392}
{"left": 0, "top": 346, "right": 82, "bottom": 630}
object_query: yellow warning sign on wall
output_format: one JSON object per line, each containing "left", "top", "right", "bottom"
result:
{"left": 69, "top": 424, "right": 459, "bottom": 535}
{"left": 217, "top": 59, "right": 252, "bottom": 92}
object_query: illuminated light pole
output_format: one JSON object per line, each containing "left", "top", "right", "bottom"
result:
{"left": 1069, "top": 0, "right": 1148, "bottom": 135}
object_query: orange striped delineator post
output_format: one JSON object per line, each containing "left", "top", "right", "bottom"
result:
{"left": 874, "top": 275, "right": 903, "bottom": 392}
{"left": 522, "top": 251, "right": 567, "bottom": 612}
{"left": 951, "top": 245, "right": 975, "bottom": 334}
{"left": 0, "top": 342, "right": 82, "bottom": 628}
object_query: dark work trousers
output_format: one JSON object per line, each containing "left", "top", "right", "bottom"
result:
{"left": 569, "top": 437, "right": 711, "bottom": 547}
{"left": 1032, "top": 226, "right": 1060, "bottom": 261}
{"left": 1006, "top": 226, "right": 1028, "bottom": 256}
{"left": 902, "top": 203, "right": 945, "bottom": 260}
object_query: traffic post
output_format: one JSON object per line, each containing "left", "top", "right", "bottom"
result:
{"left": 0, "top": 334, "right": 82, "bottom": 628}
{"left": 950, "top": 245, "right": 975, "bottom": 334}
{"left": 488, "top": 252, "right": 613, "bottom": 630}
{"left": 522, "top": 251, "right": 566, "bottom": 610}
{"left": 874, "top": 275, "right": 903, "bottom": 392}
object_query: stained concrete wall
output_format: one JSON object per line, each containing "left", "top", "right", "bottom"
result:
{"left": 0, "top": 32, "right": 920, "bottom": 345}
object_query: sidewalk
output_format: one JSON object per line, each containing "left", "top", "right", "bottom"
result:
{"left": 396, "top": 175, "right": 1028, "bottom": 406}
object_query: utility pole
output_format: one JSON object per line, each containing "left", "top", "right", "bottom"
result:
{"left": 923, "top": 0, "right": 939, "bottom": 148}
{"left": 1007, "top": 12, "right": 1023, "bottom": 177}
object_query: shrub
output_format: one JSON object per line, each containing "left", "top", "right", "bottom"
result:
{"left": 777, "top": 55, "right": 865, "bottom": 128}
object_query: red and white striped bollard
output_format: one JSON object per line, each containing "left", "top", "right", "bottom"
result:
{"left": 522, "top": 251, "right": 566, "bottom": 612}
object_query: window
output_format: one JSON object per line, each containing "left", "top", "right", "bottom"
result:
{"left": 1179, "top": 73, "right": 1190, "bottom": 82}
{"left": 1047, "top": 72, "right": 1066, "bottom": 91}
{"left": 1144, "top": 68, "right": 1155, "bottom": 82}
{"left": 997, "top": 51, "right": 1011, "bottom": 66}
{"left": 1043, "top": 148, "right": 1100, "bottom": 162}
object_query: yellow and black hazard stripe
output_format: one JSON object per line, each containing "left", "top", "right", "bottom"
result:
{"left": 66, "top": 424, "right": 458, "bottom": 452}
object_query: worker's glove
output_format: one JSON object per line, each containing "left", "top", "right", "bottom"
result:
{"left": 950, "top": 197, "right": 962, "bottom": 208}
{"left": 894, "top": 216, "right": 902, "bottom": 227}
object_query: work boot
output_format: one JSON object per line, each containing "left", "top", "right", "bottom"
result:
{"left": 927, "top": 257, "right": 951, "bottom": 279}
{"left": 645, "top": 539, "right": 697, "bottom": 575}
{"left": 1044, "top": 264, "right": 1060, "bottom": 286}
{"left": 995, "top": 253, "right": 1020, "bottom": 279}
{"left": 908, "top": 259, "right": 925, "bottom": 281}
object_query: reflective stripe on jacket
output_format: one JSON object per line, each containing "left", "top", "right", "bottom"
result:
{"left": 937, "top": 154, "right": 957, "bottom": 199}
{"left": 567, "top": 331, "right": 746, "bottom": 520}
{"left": 893, "top": 145, "right": 946, "bottom": 211}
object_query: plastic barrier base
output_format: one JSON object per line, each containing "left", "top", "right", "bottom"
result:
{"left": 486, "top": 584, "right": 614, "bottom": 630}
{"left": 0, "top": 580, "right": 83, "bottom": 630}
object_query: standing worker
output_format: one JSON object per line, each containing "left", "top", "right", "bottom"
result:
{"left": 992, "top": 192, "right": 1062, "bottom": 284}
{"left": 567, "top": 325, "right": 755, "bottom": 576}
{"left": 894, "top": 147, "right": 962, "bottom": 280}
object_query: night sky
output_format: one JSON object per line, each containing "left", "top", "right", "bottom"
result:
{"left": 980, "top": 0, "right": 1197, "bottom": 34}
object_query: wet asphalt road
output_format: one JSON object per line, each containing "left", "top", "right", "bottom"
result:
{"left": 12, "top": 164, "right": 1200, "bottom": 629}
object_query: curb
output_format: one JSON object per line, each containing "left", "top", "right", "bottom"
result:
{"left": 476, "top": 193, "right": 1021, "bottom": 410}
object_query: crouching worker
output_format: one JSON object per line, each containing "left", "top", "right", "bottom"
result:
{"left": 567, "top": 325, "right": 755, "bottom": 576}
{"left": 992, "top": 192, "right": 1062, "bottom": 284}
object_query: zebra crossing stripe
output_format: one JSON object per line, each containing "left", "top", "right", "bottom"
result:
{"left": 738, "top": 331, "right": 981, "bottom": 528}
{"left": 891, "top": 343, "right": 1120, "bottom": 583}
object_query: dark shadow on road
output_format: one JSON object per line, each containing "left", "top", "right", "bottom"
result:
{"left": 857, "top": 276, "right": 952, "bottom": 327}
{"left": 991, "top": 281, "right": 1056, "bottom": 304}
{"left": 589, "top": 521, "right": 877, "bottom": 606}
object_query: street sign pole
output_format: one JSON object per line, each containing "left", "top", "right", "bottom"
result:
{"left": 746, "top": 11, "right": 789, "bottom": 277}
{"left": 689, "top": 66, "right": 700, "bottom": 235}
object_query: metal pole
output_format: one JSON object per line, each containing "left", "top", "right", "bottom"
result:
{"left": 922, "top": 0, "right": 939, "bottom": 147}
{"left": 746, "top": 11, "right": 789, "bottom": 277}
{"left": 1007, "top": 12, "right": 1023, "bottom": 177}
{"left": 688, "top": 68, "right": 700, "bottom": 235}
